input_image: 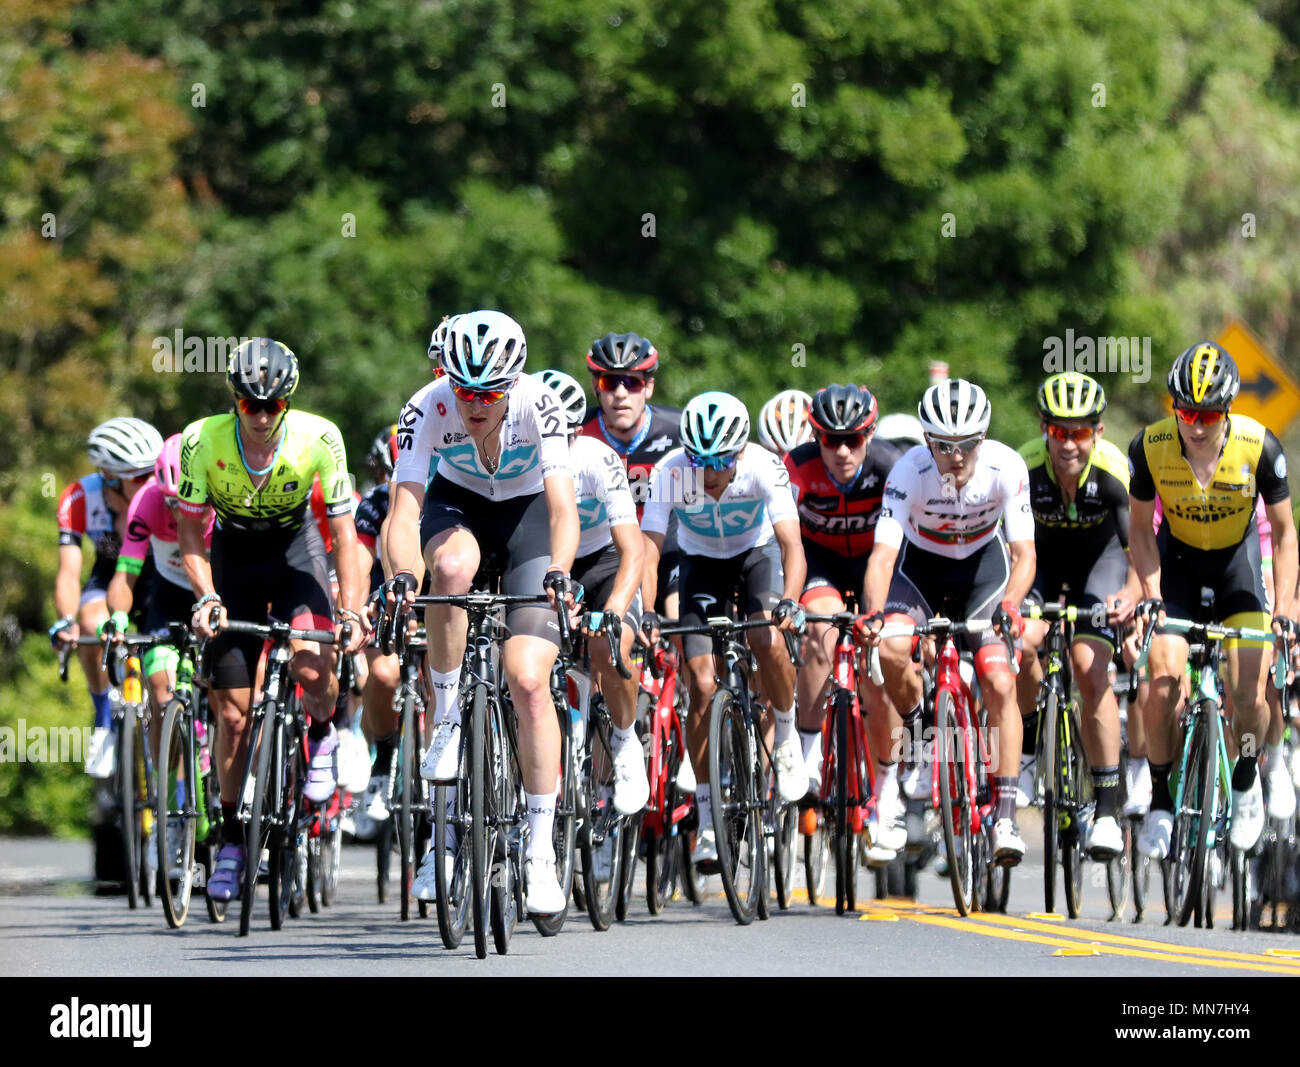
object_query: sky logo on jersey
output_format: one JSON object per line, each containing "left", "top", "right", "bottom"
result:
{"left": 440, "top": 443, "right": 539, "bottom": 480}
{"left": 577, "top": 498, "right": 608, "bottom": 530}
{"left": 675, "top": 500, "right": 765, "bottom": 538}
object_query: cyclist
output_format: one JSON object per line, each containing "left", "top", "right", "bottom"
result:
{"left": 179, "top": 338, "right": 366, "bottom": 902}
{"left": 641, "top": 391, "right": 807, "bottom": 862}
{"left": 539, "top": 368, "right": 648, "bottom": 814}
{"left": 382, "top": 310, "right": 579, "bottom": 916}
{"left": 858, "top": 379, "right": 1037, "bottom": 864}
{"left": 1015, "top": 372, "right": 1138, "bottom": 860}
{"left": 784, "top": 383, "right": 907, "bottom": 858}
{"left": 757, "top": 389, "right": 814, "bottom": 457}
{"left": 1129, "top": 341, "right": 1297, "bottom": 857}
{"left": 578, "top": 331, "right": 682, "bottom": 619}
{"left": 52, "top": 417, "right": 163, "bottom": 778}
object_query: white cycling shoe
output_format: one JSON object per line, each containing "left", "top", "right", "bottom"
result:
{"left": 525, "top": 856, "right": 567, "bottom": 915}
{"left": 85, "top": 726, "right": 116, "bottom": 779}
{"left": 363, "top": 776, "right": 390, "bottom": 821}
{"left": 773, "top": 738, "right": 807, "bottom": 804}
{"left": 693, "top": 826, "right": 718, "bottom": 864}
{"left": 1123, "top": 759, "right": 1152, "bottom": 817}
{"left": 1266, "top": 758, "right": 1297, "bottom": 821}
{"left": 992, "top": 819, "right": 1026, "bottom": 865}
{"left": 1015, "top": 754, "right": 1035, "bottom": 809}
{"left": 412, "top": 848, "right": 455, "bottom": 901}
{"left": 612, "top": 738, "right": 650, "bottom": 815}
{"left": 1230, "top": 776, "right": 1265, "bottom": 851}
{"left": 420, "top": 720, "right": 461, "bottom": 782}
{"left": 1137, "top": 808, "right": 1174, "bottom": 859}
{"left": 1085, "top": 814, "right": 1123, "bottom": 860}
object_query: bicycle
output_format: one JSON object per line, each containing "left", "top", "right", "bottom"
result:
{"left": 1252, "top": 722, "right": 1297, "bottom": 930}
{"left": 661, "top": 615, "right": 802, "bottom": 926}
{"left": 802, "top": 611, "right": 875, "bottom": 915}
{"left": 871, "top": 616, "right": 1017, "bottom": 917}
{"left": 218, "top": 617, "right": 341, "bottom": 937}
{"left": 303, "top": 645, "right": 357, "bottom": 914}
{"left": 152, "top": 622, "right": 226, "bottom": 928}
{"left": 1106, "top": 668, "right": 1151, "bottom": 923}
{"left": 1022, "top": 602, "right": 1092, "bottom": 919}
{"left": 1139, "top": 606, "right": 1287, "bottom": 929}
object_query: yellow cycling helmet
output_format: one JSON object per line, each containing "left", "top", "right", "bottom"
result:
{"left": 1036, "top": 372, "right": 1106, "bottom": 422}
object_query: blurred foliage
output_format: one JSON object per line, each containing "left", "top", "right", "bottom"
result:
{"left": 6, "top": 0, "right": 1300, "bottom": 831}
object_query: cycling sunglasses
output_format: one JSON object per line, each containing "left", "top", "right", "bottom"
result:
{"left": 817, "top": 431, "right": 867, "bottom": 451}
{"left": 452, "top": 384, "right": 508, "bottom": 406}
{"left": 1044, "top": 423, "right": 1096, "bottom": 444}
{"left": 928, "top": 434, "right": 983, "bottom": 455}
{"left": 1174, "top": 407, "right": 1225, "bottom": 426}
{"left": 237, "top": 397, "right": 288, "bottom": 416}
{"left": 595, "top": 373, "right": 647, "bottom": 394}
{"left": 686, "top": 451, "right": 739, "bottom": 471}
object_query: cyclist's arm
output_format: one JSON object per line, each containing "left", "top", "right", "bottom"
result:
{"left": 863, "top": 458, "right": 909, "bottom": 616}
{"left": 863, "top": 541, "right": 898, "bottom": 617}
{"left": 328, "top": 512, "right": 361, "bottom": 617}
{"left": 542, "top": 471, "right": 579, "bottom": 574}
{"left": 53, "top": 544, "right": 83, "bottom": 622}
{"left": 772, "top": 518, "right": 806, "bottom": 603}
{"left": 178, "top": 509, "right": 214, "bottom": 599}
{"left": 1266, "top": 497, "right": 1297, "bottom": 620}
{"left": 106, "top": 568, "right": 137, "bottom": 616}
{"left": 382, "top": 480, "right": 426, "bottom": 579}
{"left": 1126, "top": 430, "right": 1161, "bottom": 602}
{"left": 640, "top": 530, "right": 664, "bottom": 610}
{"left": 605, "top": 521, "right": 644, "bottom": 617}
{"left": 1005, "top": 538, "right": 1035, "bottom": 607}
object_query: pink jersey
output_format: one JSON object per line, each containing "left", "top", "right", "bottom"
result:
{"left": 116, "top": 481, "right": 213, "bottom": 590}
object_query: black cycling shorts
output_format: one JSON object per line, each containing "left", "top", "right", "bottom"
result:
{"left": 142, "top": 577, "right": 194, "bottom": 639}
{"left": 678, "top": 541, "right": 783, "bottom": 660}
{"left": 1028, "top": 536, "right": 1127, "bottom": 649}
{"left": 419, "top": 473, "right": 558, "bottom": 646}
{"left": 1157, "top": 526, "right": 1268, "bottom": 626}
{"left": 209, "top": 520, "right": 334, "bottom": 691}
{"left": 885, "top": 535, "right": 1014, "bottom": 654}
{"left": 800, "top": 540, "right": 867, "bottom": 609}
{"left": 572, "top": 542, "right": 643, "bottom": 629}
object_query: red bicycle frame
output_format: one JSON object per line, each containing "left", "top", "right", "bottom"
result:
{"left": 929, "top": 637, "right": 994, "bottom": 836}
{"left": 805, "top": 615, "right": 875, "bottom": 833}
{"left": 640, "top": 643, "right": 693, "bottom": 836}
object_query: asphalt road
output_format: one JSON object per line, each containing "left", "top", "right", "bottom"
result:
{"left": 2, "top": 815, "right": 1298, "bottom": 978}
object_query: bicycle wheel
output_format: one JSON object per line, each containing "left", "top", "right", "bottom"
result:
{"left": 1176, "top": 702, "right": 1218, "bottom": 928}
{"left": 935, "top": 689, "right": 975, "bottom": 916}
{"left": 117, "top": 714, "right": 140, "bottom": 910}
{"left": 615, "top": 811, "right": 643, "bottom": 922}
{"left": 397, "top": 684, "right": 418, "bottom": 922}
{"left": 268, "top": 718, "right": 302, "bottom": 931}
{"left": 468, "top": 684, "right": 492, "bottom": 959}
{"left": 239, "top": 710, "right": 273, "bottom": 937}
{"left": 773, "top": 802, "right": 798, "bottom": 910}
{"left": 306, "top": 834, "right": 323, "bottom": 914}
{"left": 1107, "top": 820, "right": 1132, "bottom": 921}
{"left": 489, "top": 697, "right": 519, "bottom": 956}
{"left": 833, "top": 690, "right": 854, "bottom": 915}
{"left": 134, "top": 716, "right": 155, "bottom": 909}
{"left": 157, "top": 700, "right": 196, "bottom": 929}
{"left": 535, "top": 705, "right": 577, "bottom": 936}
{"left": 645, "top": 723, "right": 683, "bottom": 915}
{"left": 709, "top": 690, "right": 762, "bottom": 925}
{"left": 200, "top": 759, "right": 227, "bottom": 924}
{"left": 1040, "top": 685, "right": 1058, "bottom": 913}
{"left": 1130, "top": 819, "right": 1149, "bottom": 922}
{"left": 322, "top": 812, "right": 342, "bottom": 907}
{"left": 579, "top": 723, "right": 623, "bottom": 932}
{"left": 1060, "top": 704, "right": 1086, "bottom": 919}
{"left": 1230, "top": 845, "right": 1249, "bottom": 930}
{"left": 804, "top": 809, "right": 829, "bottom": 906}
{"left": 434, "top": 779, "right": 472, "bottom": 948}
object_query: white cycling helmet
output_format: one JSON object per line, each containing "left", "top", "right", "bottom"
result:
{"left": 757, "top": 389, "right": 814, "bottom": 454}
{"left": 443, "top": 309, "right": 528, "bottom": 390}
{"left": 87, "top": 417, "right": 164, "bottom": 477}
{"left": 537, "top": 368, "right": 587, "bottom": 429}
{"left": 875, "top": 412, "right": 926, "bottom": 448}
{"left": 426, "top": 313, "right": 463, "bottom": 363}
{"left": 917, "top": 379, "right": 991, "bottom": 438}
{"left": 681, "top": 391, "right": 750, "bottom": 461}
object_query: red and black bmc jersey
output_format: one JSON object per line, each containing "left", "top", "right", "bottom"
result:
{"left": 579, "top": 404, "right": 681, "bottom": 518}
{"left": 783, "top": 440, "right": 901, "bottom": 558}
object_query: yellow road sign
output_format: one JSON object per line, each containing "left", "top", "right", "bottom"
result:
{"left": 1215, "top": 319, "right": 1300, "bottom": 435}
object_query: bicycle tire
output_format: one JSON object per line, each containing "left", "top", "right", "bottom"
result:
{"left": 239, "top": 710, "right": 272, "bottom": 937}
{"left": 306, "top": 835, "right": 322, "bottom": 914}
{"left": 935, "top": 688, "right": 975, "bottom": 915}
{"left": 579, "top": 711, "right": 623, "bottom": 931}
{"left": 615, "top": 811, "right": 642, "bottom": 922}
{"left": 200, "top": 755, "right": 227, "bottom": 924}
{"left": 1230, "top": 844, "right": 1248, "bottom": 930}
{"left": 645, "top": 716, "right": 683, "bottom": 915}
{"left": 1040, "top": 685, "right": 1058, "bottom": 914}
{"left": 322, "top": 814, "right": 342, "bottom": 907}
{"left": 1107, "top": 820, "right": 1131, "bottom": 921}
{"left": 156, "top": 700, "right": 195, "bottom": 929}
{"left": 434, "top": 780, "right": 471, "bottom": 948}
{"left": 1061, "top": 702, "right": 1086, "bottom": 919}
{"left": 535, "top": 702, "right": 577, "bottom": 936}
{"left": 134, "top": 715, "right": 155, "bottom": 909}
{"left": 709, "top": 690, "right": 761, "bottom": 925}
{"left": 773, "top": 803, "right": 798, "bottom": 910}
{"left": 1179, "top": 701, "right": 1218, "bottom": 927}
{"left": 804, "top": 812, "right": 828, "bottom": 906}
{"left": 117, "top": 712, "right": 140, "bottom": 910}
{"left": 268, "top": 715, "right": 301, "bottom": 931}
{"left": 833, "top": 689, "right": 853, "bottom": 915}
{"left": 489, "top": 694, "right": 519, "bottom": 956}
{"left": 469, "top": 684, "right": 491, "bottom": 958}
{"left": 398, "top": 683, "right": 418, "bottom": 922}
{"left": 1129, "top": 820, "right": 1149, "bottom": 922}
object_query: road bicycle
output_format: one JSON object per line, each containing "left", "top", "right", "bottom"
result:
{"left": 661, "top": 614, "right": 802, "bottom": 926}
{"left": 871, "top": 615, "right": 1017, "bottom": 917}
{"left": 1106, "top": 667, "right": 1151, "bottom": 923}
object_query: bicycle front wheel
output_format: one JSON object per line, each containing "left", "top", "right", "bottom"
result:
{"left": 534, "top": 702, "right": 577, "bottom": 936}
{"left": 709, "top": 691, "right": 763, "bottom": 925}
{"left": 157, "top": 700, "right": 196, "bottom": 929}
{"left": 240, "top": 710, "right": 273, "bottom": 937}
{"left": 833, "top": 690, "right": 855, "bottom": 915}
{"left": 1060, "top": 701, "right": 1087, "bottom": 919}
{"left": 468, "top": 684, "right": 492, "bottom": 959}
{"left": 935, "top": 689, "right": 975, "bottom": 916}
{"left": 1175, "top": 702, "right": 1217, "bottom": 927}
{"left": 1040, "top": 685, "right": 1058, "bottom": 914}
{"left": 117, "top": 714, "right": 140, "bottom": 910}
{"left": 397, "top": 683, "right": 418, "bottom": 922}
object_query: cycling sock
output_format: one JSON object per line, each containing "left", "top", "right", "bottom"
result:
{"left": 91, "top": 689, "right": 112, "bottom": 730}
{"left": 610, "top": 721, "right": 636, "bottom": 750}
{"left": 695, "top": 787, "right": 712, "bottom": 831}
{"left": 799, "top": 728, "right": 822, "bottom": 780}
{"left": 902, "top": 703, "right": 923, "bottom": 740}
{"left": 428, "top": 665, "right": 462, "bottom": 726}
{"left": 1266, "top": 739, "right": 1285, "bottom": 771}
{"left": 307, "top": 718, "right": 330, "bottom": 742}
{"left": 1231, "top": 754, "right": 1258, "bottom": 792}
{"left": 1091, "top": 764, "right": 1120, "bottom": 819}
{"left": 371, "top": 732, "right": 396, "bottom": 776}
{"left": 525, "top": 791, "right": 556, "bottom": 861}
{"left": 875, "top": 760, "right": 898, "bottom": 808}
{"left": 774, "top": 703, "right": 796, "bottom": 744}
{"left": 994, "top": 777, "right": 1018, "bottom": 821}
{"left": 222, "top": 803, "right": 243, "bottom": 847}
{"left": 1149, "top": 761, "right": 1173, "bottom": 812}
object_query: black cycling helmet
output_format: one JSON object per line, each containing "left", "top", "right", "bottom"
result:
{"left": 808, "top": 383, "right": 879, "bottom": 435}
{"left": 366, "top": 424, "right": 398, "bottom": 479}
{"left": 585, "top": 331, "right": 659, "bottom": 375}
{"left": 1167, "top": 341, "right": 1240, "bottom": 411}
{"left": 226, "top": 338, "right": 299, "bottom": 402}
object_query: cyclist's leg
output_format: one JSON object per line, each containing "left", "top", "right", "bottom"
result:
{"left": 798, "top": 584, "right": 844, "bottom": 797}
{"left": 879, "top": 543, "right": 929, "bottom": 722}
{"left": 77, "top": 578, "right": 116, "bottom": 775}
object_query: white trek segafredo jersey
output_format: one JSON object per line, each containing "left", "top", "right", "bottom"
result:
{"left": 874, "top": 439, "right": 1034, "bottom": 560}
{"left": 393, "top": 373, "right": 572, "bottom": 500}
{"left": 571, "top": 435, "right": 638, "bottom": 558}
{"left": 642, "top": 446, "right": 798, "bottom": 558}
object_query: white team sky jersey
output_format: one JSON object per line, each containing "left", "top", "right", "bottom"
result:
{"left": 393, "top": 373, "right": 572, "bottom": 501}
{"left": 571, "top": 435, "right": 638, "bottom": 558}
{"left": 642, "top": 446, "right": 798, "bottom": 558}
{"left": 874, "top": 439, "right": 1034, "bottom": 560}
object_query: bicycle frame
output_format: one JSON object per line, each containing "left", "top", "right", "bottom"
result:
{"left": 806, "top": 615, "right": 874, "bottom": 834}
{"left": 641, "top": 641, "right": 692, "bottom": 839}
{"left": 1172, "top": 648, "right": 1234, "bottom": 854}
{"left": 929, "top": 637, "right": 993, "bottom": 836}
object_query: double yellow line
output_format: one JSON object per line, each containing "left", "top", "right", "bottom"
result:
{"left": 850, "top": 897, "right": 1300, "bottom": 975}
